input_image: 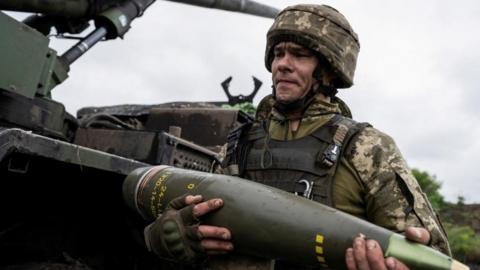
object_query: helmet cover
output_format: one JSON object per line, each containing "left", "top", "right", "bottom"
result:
{"left": 265, "top": 4, "right": 360, "bottom": 88}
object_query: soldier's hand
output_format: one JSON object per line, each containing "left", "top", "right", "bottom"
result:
{"left": 345, "top": 227, "right": 430, "bottom": 270}
{"left": 190, "top": 195, "right": 234, "bottom": 255}
{"left": 144, "top": 194, "right": 233, "bottom": 264}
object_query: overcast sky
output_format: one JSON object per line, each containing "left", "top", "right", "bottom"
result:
{"left": 9, "top": 0, "right": 480, "bottom": 202}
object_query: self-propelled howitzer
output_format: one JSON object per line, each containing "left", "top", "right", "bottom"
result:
{"left": 0, "top": 1, "right": 277, "bottom": 269}
{"left": 0, "top": 0, "right": 278, "bottom": 140}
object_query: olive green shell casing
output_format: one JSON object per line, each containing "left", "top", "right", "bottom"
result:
{"left": 123, "top": 166, "right": 467, "bottom": 270}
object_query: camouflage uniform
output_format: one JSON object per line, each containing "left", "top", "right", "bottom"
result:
{"left": 147, "top": 4, "right": 451, "bottom": 269}
{"left": 251, "top": 94, "right": 451, "bottom": 255}
{"left": 228, "top": 2, "right": 450, "bottom": 258}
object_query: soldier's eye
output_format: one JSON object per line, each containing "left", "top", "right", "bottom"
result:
{"left": 273, "top": 50, "right": 284, "bottom": 58}
{"left": 293, "top": 50, "right": 312, "bottom": 57}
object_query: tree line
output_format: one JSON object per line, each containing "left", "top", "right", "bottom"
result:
{"left": 412, "top": 169, "right": 480, "bottom": 265}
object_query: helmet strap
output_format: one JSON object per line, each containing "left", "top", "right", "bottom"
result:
{"left": 313, "top": 64, "right": 338, "bottom": 98}
{"left": 272, "top": 85, "right": 316, "bottom": 114}
{"left": 316, "top": 84, "right": 338, "bottom": 98}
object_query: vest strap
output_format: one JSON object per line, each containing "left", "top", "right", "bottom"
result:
{"left": 222, "top": 121, "right": 253, "bottom": 175}
{"left": 319, "top": 115, "right": 359, "bottom": 168}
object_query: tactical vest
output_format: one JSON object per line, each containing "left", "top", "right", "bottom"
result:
{"left": 224, "top": 114, "right": 370, "bottom": 207}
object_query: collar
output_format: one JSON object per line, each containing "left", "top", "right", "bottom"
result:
{"left": 271, "top": 94, "right": 341, "bottom": 122}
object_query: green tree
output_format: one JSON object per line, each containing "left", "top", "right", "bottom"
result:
{"left": 444, "top": 222, "right": 480, "bottom": 262}
{"left": 456, "top": 195, "right": 466, "bottom": 206}
{"left": 222, "top": 102, "right": 257, "bottom": 117}
{"left": 412, "top": 168, "right": 480, "bottom": 264}
{"left": 411, "top": 168, "right": 446, "bottom": 210}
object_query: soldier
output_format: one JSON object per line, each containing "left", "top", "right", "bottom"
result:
{"left": 144, "top": 4, "right": 450, "bottom": 269}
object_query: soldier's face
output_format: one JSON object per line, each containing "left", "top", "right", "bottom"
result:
{"left": 272, "top": 42, "right": 318, "bottom": 103}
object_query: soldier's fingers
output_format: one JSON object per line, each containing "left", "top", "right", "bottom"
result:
{"left": 185, "top": 195, "right": 203, "bottom": 205}
{"left": 192, "top": 198, "right": 224, "bottom": 218}
{"left": 168, "top": 194, "right": 189, "bottom": 209}
{"left": 201, "top": 239, "right": 234, "bottom": 252}
{"left": 353, "top": 237, "right": 370, "bottom": 270}
{"left": 405, "top": 227, "right": 430, "bottom": 245}
{"left": 385, "top": 257, "right": 410, "bottom": 270}
{"left": 345, "top": 248, "right": 358, "bottom": 270}
{"left": 365, "top": 240, "right": 387, "bottom": 270}
{"left": 198, "top": 225, "right": 231, "bottom": 240}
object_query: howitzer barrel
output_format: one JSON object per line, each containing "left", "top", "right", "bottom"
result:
{"left": 123, "top": 166, "right": 468, "bottom": 270}
{"left": 165, "top": 0, "right": 279, "bottom": 18}
{"left": 0, "top": 0, "right": 278, "bottom": 19}
{"left": 0, "top": 0, "right": 90, "bottom": 18}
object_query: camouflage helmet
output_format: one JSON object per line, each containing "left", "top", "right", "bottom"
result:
{"left": 265, "top": 4, "right": 360, "bottom": 88}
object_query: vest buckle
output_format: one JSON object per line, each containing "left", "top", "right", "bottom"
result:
{"left": 321, "top": 144, "right": 339, "bottom": 167}
{"left": 295, "top": 179, "right": 314, "bottom": 200}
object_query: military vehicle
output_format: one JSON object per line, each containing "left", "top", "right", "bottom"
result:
{"left": 0, "top": 1, "right": 277, "bottom": 269}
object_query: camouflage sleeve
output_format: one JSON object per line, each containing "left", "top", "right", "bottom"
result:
{"left": 346, "top": 127, "right": 451, "bottom": 255}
